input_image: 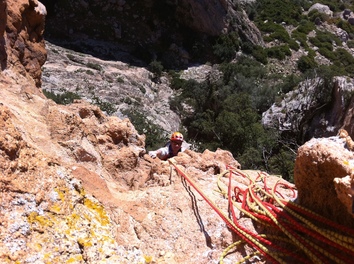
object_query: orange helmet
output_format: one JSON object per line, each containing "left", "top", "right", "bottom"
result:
{"left": 170, "top": 132, "right": 183, "bottom": 142}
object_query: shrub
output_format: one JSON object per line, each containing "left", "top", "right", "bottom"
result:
{"left": 332, "top": 48, "right": 354, "bottom": 76}
{"left": 347, "top": 40, "right": 354, "bottom": 49}
{"left": 212, "top": 32, "right": 240, "bottom": 62}
{"left": 307, "top": 10, "right": 330, "bottom": 24}
{"left": 251, "top": 83, "right": 278, "bottom": 113}
{"left": 42, "top": 90, "right": 81, "bottom": 105}
{"left": 318, "top": 47, "right": 336, "bottom": 60}
{"left": 315, "top": 30, "right": 342, "bottom": 47}
{"left": 117, "top": 77, "right": 124, "bottom": 83}
{"left": 170, "top": 74, "right": 187, "bottom": 90}
{"left": 291, "top": 30, "right": 309, "bottom": 48}
{"left": 279, "top": 74, "right": 301, "bottom": 94}
{"left": 66, "top": 53, "right": 82, "bottom": 64}
{"left": 266, "top": 45, "right": 291, "bottom": 60}
{"left": 308, "top": 36, "right": 322, "bottom": 48}
{"left": 306, "top": 48, "right": 316, "bottom": 58}
{"left": 92, "top": 96, "right": 116, "bottom": 115}
{"left": 252, "top": 46, "right": 268, "bottom": 64}
{"left": 336, "top": 20, "right": 354, "bottom": 37}
{"left": 148, "top": 60, "right": 164, "bottom": 81}
{"left": 269, "top": 27, "right": 291, "bottom": 43}
{"left": 268, "top": 148, "right": 295, "bottom": 181}
{"left": 122, "top": 109, "right": 166, "bottom": 150}
{"left": 297, "top": 55, "right": 317, "bottom": 72}
{"left": 254, "top": 0, "right": 302, "bottom": 26}
{"left": 288, "top": 39, "right": 300, "bottom": 51}
{"left": 86, "top": 70, "right": 94, "bottom": 75}
{"left": 123, "top": 97, "right": 133, "bottom": 105}
{"left": 296, "top": 19, "right": 316, "bottom": 34}
{"left": 241, "top": 41, "right": 254, "bottom": 54}
{"left": 220, "top": 56, "right": 266, "bottom": 82}
{"left": 86, "top": 62, "right": 102, "bottom": 71}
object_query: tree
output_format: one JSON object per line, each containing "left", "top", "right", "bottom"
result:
{"left": 148, "top": 60, "right": 164, "bottom": 82}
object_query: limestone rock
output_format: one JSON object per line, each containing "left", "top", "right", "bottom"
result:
{"left": 0, "top": 104, "right": 124, "bottom": 263}
{"left": 262, "top": 76, "right": 354, "bottom": 142}
{"left": 308, "top": 3, "right": 333, "bottom": 17}
{"left": 3, "top": 0, "right": 47, "bottom": 87}
{"left": 41, "top": 41, "right": 182, "bottom": 134}
{"left": 175, "top": 0, "right": 228, "bottom": 36}
{"left": 294, "top": 130, "right": 354, "bottom": 228}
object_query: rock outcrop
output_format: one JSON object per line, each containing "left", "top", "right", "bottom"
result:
{"left": 41, "top": 41, "right": 182, "bottom": 134}
{"left": 262, "top": 76, "right": 354, "bottom": 143}
{"left": 2, "top": 0, "right": 47, "bottom": 87}
{"left": 308, "top": 3, "right": 333, "bottom": 17}
{"left": 294, "top": 129, "right": 354, "bottom": 228}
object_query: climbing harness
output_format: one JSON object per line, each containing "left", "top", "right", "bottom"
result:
{"left": 168, "top": 159, "right": 354, "bottom": 264}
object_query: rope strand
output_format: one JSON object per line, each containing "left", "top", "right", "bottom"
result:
{"left": 169, "top": 159, "right": 354, "bottom": 263}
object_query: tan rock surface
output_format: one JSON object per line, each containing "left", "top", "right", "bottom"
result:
{"left": 294, "top": 131, "right": 354, "bottom": 227}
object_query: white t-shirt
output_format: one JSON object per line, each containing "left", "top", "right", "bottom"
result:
{"left": 156, "top": 141, "right": 189, "bottom": 160}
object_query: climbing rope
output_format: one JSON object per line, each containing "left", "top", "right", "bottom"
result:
{"left": 168, "top": 159, "right": 354, "bottom": 264}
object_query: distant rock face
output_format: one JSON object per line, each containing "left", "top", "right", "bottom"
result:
{"left": 175, "top": 0, "right": 229, "bottom": 36}
{"left": 41, "top": 40, "right": 182, "bottom": 134}
{"left": 262, "top": 76, "right": 354, "bottom": 143}
{"left": 40, "top": 0, "right": 263, "bottom": 66}
{"left": 3, "top": 0, "right": 47, "bottom": 86}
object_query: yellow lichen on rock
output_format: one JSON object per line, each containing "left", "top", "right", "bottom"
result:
{"left": 83, "top": 198, "right": 110, "bottom": 226}
{"left": 27, "top": 211, "right": 55, "bottom": 228}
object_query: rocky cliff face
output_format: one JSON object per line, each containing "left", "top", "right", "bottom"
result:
{"left": 41, "top": 40, "right": 182, "bottom": 135}
{"left": 40, "top": 0, "right": 263, "bottom": 67}
{"left": 1, "top": 1, "right": 354, "bottom": 263}
{"left": 262, "top": 76, "right": 354, "bottom": 142}
{"left": 2, "top": 0, "right": 47, "bottom": 87}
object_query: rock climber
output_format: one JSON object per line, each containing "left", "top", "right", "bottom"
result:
{"left": 148, "top": 131, "right": 186, "bottom": 160}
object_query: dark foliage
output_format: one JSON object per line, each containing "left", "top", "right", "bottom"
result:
{"left": 122, "top": 109, "right": 166, "bottom": 151}
{"left": 92, "top": 96, "right": 117, "bottom": 115}
{"left": 42, "top": 90, "right": 81, "bottom": 105}
{"left": 170, "top": 56, "right": 301, "bottom": 180}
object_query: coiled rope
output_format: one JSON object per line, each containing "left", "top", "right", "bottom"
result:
{"left": 168, "top": 159, "right": 354, "bottom": 263}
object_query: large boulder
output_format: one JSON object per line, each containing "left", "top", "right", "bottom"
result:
{"left": 294, "top": 129, "right": 354, "bottom": 228}
{"left": 308, "top": 3, "right": 333, "bottom": 17}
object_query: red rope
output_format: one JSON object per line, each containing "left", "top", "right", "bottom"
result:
{"left": 170, "top": 161, "right": 354, "bottom": 263}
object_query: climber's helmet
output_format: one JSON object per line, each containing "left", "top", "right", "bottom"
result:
{"left": 170, "top": 132, "right": 183, "bottom": 142}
